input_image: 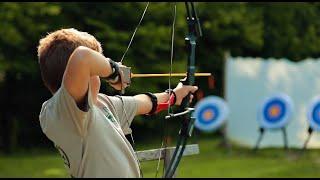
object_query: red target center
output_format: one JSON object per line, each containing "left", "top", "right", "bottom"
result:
{"left": 203, "top": 110, "right": 214, "bottom": 121}
{"left": 269, "top": 105, "right": 280, "bottom": 117}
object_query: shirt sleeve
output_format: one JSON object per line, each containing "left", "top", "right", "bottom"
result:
{"left": 39, "top": 83, "right": 94, "bottom": 140}
{"left": 106, "top": 95, "right": 138, "bottom": 135}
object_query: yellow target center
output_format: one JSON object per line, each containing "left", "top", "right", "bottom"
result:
{"left": 203, "top": 110, "right": 214, "bottom": 121}
{"left": 269, "top": 105, "right": 280, "bottom": 117}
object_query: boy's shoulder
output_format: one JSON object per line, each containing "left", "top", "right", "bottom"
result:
{"left": 39, "top": 86, "right": 68, "bottom": 118}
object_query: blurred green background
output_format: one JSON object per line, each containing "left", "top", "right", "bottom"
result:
{"left": 1, "top": 2, "right": 320, "bottom": 178}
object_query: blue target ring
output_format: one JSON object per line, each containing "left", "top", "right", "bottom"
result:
{"left": 307, "top": 96, "right": 320, "bottom": 131}
{"left": 258, "top": 93, "right": 293, "bottom": 129}
{"left": 311, "top": 103, "right": 320, "bottom": 126}
{"left": 197, "top": 105, "right": 219, "bottom": 125}
{"left": 263, "top": 99, "right": 286, "bottom": 123}
{"left": 194, "top": 96, "right": 229, "bottom": 132}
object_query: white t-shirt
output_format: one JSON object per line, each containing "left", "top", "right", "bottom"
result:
{"left": 39, "top": 84, "right": 141, "bottom": 178}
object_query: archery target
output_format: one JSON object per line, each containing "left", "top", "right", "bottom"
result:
{"left": 258, "top": 93, "right": 293, "bottom": 129}
{"left": 307, "top": 96, "right": 320, "bottom": 131}
{"left": 194, "top": 96, "right": 229, "bottom": 132}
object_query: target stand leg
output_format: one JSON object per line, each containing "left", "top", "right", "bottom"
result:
{"left": 253, "top": 127, "right": 265, "bottom": 152}
{"left": 218, "top": 124, "right": 232, "bottom": 151}
{"left": 281, "top": 127, "right": 288, "bottom": 150}
{"left": 302, "top": 127, "right": 313, "bottom": 152}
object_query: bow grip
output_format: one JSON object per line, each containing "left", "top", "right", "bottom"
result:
{"left": 179, "top": 78, "right": 191, "bottom": 109}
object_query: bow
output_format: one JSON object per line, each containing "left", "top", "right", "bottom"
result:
{"left": 119, "top": 2, "right": 202, "bottom": 178}
{"left": 163, "top": 2, "right": 202, "bottom": 178}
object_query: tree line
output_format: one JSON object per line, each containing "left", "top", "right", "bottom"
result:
{"left": 1, "top": 2, "right": 320, "bottom": 153}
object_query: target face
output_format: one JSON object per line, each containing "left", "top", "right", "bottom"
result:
{"left": 258, "top": 93, "right": 293, "bottom": 129}
{"left": 307, "top": 96, "right": 320, "bottom": 131}
{"left": 194, "top": 96, "right": 229, "bottom": 132}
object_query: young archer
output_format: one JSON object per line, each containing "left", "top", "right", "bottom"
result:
{"left": 37, "top": 28, "right": 198, "bottom": 178}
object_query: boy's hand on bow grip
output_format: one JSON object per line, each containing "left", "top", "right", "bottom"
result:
{"left": 173, "top": 81, "right": 198, "bottom": 106}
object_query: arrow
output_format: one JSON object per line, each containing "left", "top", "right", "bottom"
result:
{"left": 131, "top": 73, "right": 211, "bottom": 78}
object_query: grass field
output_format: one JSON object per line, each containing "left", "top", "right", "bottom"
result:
{"left": 1, "top": 137, "right": 320, "bottom": 178}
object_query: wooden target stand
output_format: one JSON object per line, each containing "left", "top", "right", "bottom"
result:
{"left": 253, "top": 126, "right": 289, "bottom": 151}
{"left": 135, "top": 144, "right": 200, "bottom": 177}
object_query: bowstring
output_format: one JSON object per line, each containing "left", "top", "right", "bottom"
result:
{"left": 120, "top": 2, "right": 150, "bottom": 64}
{"left": 155, "top": 2, "right": 177, "bottom": 178}
{"left": 119, "top": 2, "right": 150, "bottom": 178}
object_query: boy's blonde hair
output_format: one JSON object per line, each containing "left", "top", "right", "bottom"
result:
{"left": 37, "top": 28, "right": 103, "bottom": 93}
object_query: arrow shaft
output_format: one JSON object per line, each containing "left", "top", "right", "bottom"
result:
{"left": 131, "top": 73, "right": 211, "bottom": 78}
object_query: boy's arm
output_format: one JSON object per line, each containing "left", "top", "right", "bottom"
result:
{"left": 134, "top": 82, "right": 198, "bottom": 115}
{"left": 63, "top": 46, "right": 114, "bottom": 106}
{"left": 134, "top": 92, "right": 170, "bottom": 115}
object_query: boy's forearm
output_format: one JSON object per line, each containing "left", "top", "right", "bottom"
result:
{"left": 63, "top": 46, "right": 114, "bottom": 103}
{"left": 71, "top": 46, "right": 113, "bottom": 78}
{"left": 154, "top": 92, "right": 171, "bottom": 103}
{"left": 134, "top": 92, "right": 170, "bottom": 115}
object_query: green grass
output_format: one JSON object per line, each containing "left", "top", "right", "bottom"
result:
{"left": 139, "top": 138, "right": 320, "bottom": 178}
{"left": 0, "top": 149, "right": 69, "bottom": 178}
{"left": 1, "top": 138, "right": 320, "bottom": 178}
